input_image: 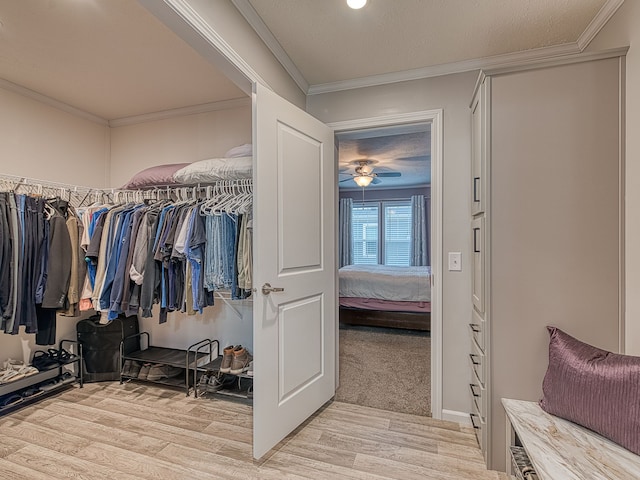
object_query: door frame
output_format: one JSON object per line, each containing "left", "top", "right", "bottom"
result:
{"left": 328, "top": 109, "right": 444, "bottom": 419}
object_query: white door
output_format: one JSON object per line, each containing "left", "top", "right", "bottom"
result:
{"left": 252, "top": 83, "right": 336, "bottom": 459}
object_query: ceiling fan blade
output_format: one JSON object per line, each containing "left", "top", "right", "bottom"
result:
{"left": 371, "top": 177, "right": 382, "bottom": 185}
{"left": 375, "top": 171, "right": 401, "bottom": 177}
{"left": 339, "top": 177, "right": 355, "bottom": 183}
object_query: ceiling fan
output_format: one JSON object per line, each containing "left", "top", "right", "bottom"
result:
{"left": 339, "top": 159, "right": 401, "bottom": 187}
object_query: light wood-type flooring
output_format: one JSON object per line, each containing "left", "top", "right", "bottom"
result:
{"left": 0, "top": 382, "right": 509, "bottom": 479}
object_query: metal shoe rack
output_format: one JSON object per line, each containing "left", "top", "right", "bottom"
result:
{"left": 0, "top": 339, "right": 83, "bottom": 416}
{"left": 119, "top": 332, "right": 218, "bottom": 396}
{"left": 191, "top": 350, "right": 253, "bottom": 403}
{"left": 119, "top": 332, "right": 253, "bottom": 402}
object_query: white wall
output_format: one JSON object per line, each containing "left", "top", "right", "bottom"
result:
{"left": 308, "top": 72, "right": 477, "bottom": 415}
{"left": 0, "top": 87, "right": 110, "bottom": 363}
{"left": 110, "top": 106, "right": 251, "bottom": 186}
{"left": 585, "top": 2, "right": 640, "bottom": 355}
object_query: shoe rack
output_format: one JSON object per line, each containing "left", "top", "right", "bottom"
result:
{"left": 0, "top": 339, "right": 83, "bottom": 416}
{"left": 119, "top": 332, "right": 218, "bottom": 396}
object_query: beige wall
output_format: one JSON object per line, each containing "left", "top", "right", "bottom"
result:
{"left": 0, "top": 88, "right": 110, "bottom": 187}
{"left": 183, "top": 0, "right": 306, "bottom": 109}
{"left": 586, "top": 1, "right": 640, "bottom": 355}
{"left": 109, "top": 105, "right": 251, "bottom": 186}
{"left": 308, "top": 71, "right": 478, "bottom": 415}
{"left": 489, "top": 58, "right": 621, "bottom": 469}
{"left": 0, "top": 87, "right": 110, "bottom": 363}
{"left": 108, "top": 107, "right": 254, "bottom": 352}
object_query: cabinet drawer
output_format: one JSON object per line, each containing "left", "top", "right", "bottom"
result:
{"left": 469, "top": 309, "right": 486, "bottom": 352}
{"left": 470, "top": 411, "right": 486, "bottom": 452}
{"left": 469, "top": 380, "right": 486, "bottom": 420}
{"left": 469, "top": 339, "right": 485, "bottom": 388}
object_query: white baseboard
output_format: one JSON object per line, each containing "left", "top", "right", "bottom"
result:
{"left": 442, "top": 409, "right": 471, "bottom": 426}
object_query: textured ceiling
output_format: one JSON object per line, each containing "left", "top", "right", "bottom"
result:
{"left": 247, "top": 0, "right": 607, "bottom": 85}
{"left": 0, "top": 0, "right": 245, "bottom": 120}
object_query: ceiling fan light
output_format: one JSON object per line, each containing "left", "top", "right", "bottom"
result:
{"left": 354, "top": 174, "right": 373, "bottom": 187}
{"left": 347, "top": 0, "right": 367, "bottom": 9}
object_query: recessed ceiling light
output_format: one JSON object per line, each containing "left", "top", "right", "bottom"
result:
{"left": 347, "top": 0, "right": 367, "bottom": 9}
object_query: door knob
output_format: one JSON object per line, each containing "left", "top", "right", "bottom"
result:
{"left": 261, "top": 283, "right": 285, "bottom": 295}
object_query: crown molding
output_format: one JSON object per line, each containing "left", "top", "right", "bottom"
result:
{"left": 0, "top": 78, "right": 108, "bottom": 125}
{"left": 307, "top": 42, "right": 581, "bottom": 95}
{"left": 481, "top": 46, "right": 628, "bottom": 77}
{"left": 231, "top": 0, "right": 309, "bottom": 94}
{"left": 576, "top": 0, "right": 625, "bottom": 51}
{"left": 108, "top": 97, "right": 251, "bottom": 127}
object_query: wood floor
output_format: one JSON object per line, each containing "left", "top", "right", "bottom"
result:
{"left": 0, "top": 382, "right": 509, "bottom": 480}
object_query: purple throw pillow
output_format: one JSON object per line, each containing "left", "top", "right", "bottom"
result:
{"left": 540, "top": 326, "right": 640, "bottom": 455}
{"left": 121, "top": 163, "right": 191, "bottom": 189}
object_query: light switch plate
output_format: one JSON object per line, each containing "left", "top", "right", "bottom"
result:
{"left": 448, "top": 252, "right": 462, "bottom": 271}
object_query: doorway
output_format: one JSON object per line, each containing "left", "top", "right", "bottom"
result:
{"left": 329, "top": 110, "right": 443, "bottom": 419}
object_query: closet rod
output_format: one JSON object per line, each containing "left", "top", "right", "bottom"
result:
{"left": 0, "top": 172, "right": 100, "bottom": 194}
{"left": 0, "top": 173, "right": 252, "bottom": 195}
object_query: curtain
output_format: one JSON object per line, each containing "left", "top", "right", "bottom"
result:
{"left": 410, "top": 194, "right": 430, "bottom": 266}
{"left": 339, "top": 197, "right": 353, "bottom": 267}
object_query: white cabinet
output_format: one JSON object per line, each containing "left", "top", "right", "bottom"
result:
{"left": 469, "top": 74, "right": 490, "bottom": 464}
{"left": 468, "top": 56, "right": 622, "bottom": 472}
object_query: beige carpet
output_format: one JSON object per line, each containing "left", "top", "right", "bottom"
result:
{"left": 335, "top": 324, "right": 431, "bottom": 417}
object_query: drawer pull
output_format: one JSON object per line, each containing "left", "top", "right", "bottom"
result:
{"left": 469, "top": 323, "right": 481, "bottom": 333}
{"left": 469, "top": 383, "right": 480, "bottom": 398}
{"left": 469, "top": 353, "right": 481, "bottom": 366}
{"left": 473, "top": 177, "right": 480, "bottom": 202}
{"left": 470, "top": 413, "right": 481, "bottom": 430}
{"left": 473, "top": 227, "right": 480, "bottom": 253}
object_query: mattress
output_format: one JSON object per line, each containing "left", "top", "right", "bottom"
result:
{"left": 339, "top": 297, "right": 431, "bottom": 314}
{"left": 338, "top": 264, "right": 431, "bottom": 302}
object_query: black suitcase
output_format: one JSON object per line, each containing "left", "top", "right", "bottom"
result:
{"left": 76, "top": 314, "right": 140, "bottom": 382}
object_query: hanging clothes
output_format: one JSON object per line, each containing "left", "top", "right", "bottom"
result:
{"left": 0, "top": 179, "right": 254, "bottom": 332}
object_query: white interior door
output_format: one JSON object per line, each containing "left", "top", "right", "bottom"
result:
{"left": 252, "top": 83, "right": 336, "bottom": 459}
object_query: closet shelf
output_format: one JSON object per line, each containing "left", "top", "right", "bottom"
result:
{"left": 122, "top": 346, "right": 210, "bottom": 370}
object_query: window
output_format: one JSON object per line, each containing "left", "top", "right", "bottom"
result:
{"left": 352, "top": 200, "right": 412, "bottom": 266}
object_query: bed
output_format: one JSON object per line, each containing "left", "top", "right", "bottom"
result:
{"left": 339, "top": 264, "right": 431, "bottom": 331}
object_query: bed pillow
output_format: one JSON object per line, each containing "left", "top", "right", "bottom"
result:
{"left": 540, "top": 326, "right": 640, "bottom": 455}
{"left": 224, "top": 143, "right": 252, "bottom": 158}
{"left": 121, "top": 163, "right": 190, "bottom": 189}
{"left": 173, "top": 156, "right": 252, "bottom": 184}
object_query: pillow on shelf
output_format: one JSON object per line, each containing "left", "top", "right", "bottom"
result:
{"left": 121, "top": 163, "right": 190, "bottom": 189}
{"left": 224, "top": 143, "right": 252, "bottom": 158}
{"left": 540, "top": 326, "right": 640, "bottom": 455}
{"left": 173, "top": 156, "right": 252, "bottom": 184}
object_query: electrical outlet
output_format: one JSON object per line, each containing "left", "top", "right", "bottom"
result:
{"left": 448, "top": 252, "right": 462, "bottom": 271}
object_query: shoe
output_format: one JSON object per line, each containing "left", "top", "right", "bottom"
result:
{"left": 246, "top": 361, "right": 253, "bottom": 377}
{"left": 129, "top": 361, "right": 142, "bottom": 378}
{"left": 198, "top": 370, "right": 213, "bottom": 389}
{"left": 121, "top": 360, "right": 133, "bottom": 377}
{"left": 0, "top": 369, "right": 24, "bottom": 384}
{"left": 230, "top": 347, "right": 253, "bottom": 375}
{"left": 137, "top": 363, "right": 151, "bottom": 380}
{"left": 219, "top": 345, "right": 237, "bottom": 373}
{"left": 146, "top": 364, "right": 183, "bottom": 381}
{"left": 3, "top": 358, "right": 24, "bottom": 370}
{"left": 207, "top": 373, "right": 236, "bottom": 392}
{"left": 38, "top": 372, "right": 75, "bottom": 392}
